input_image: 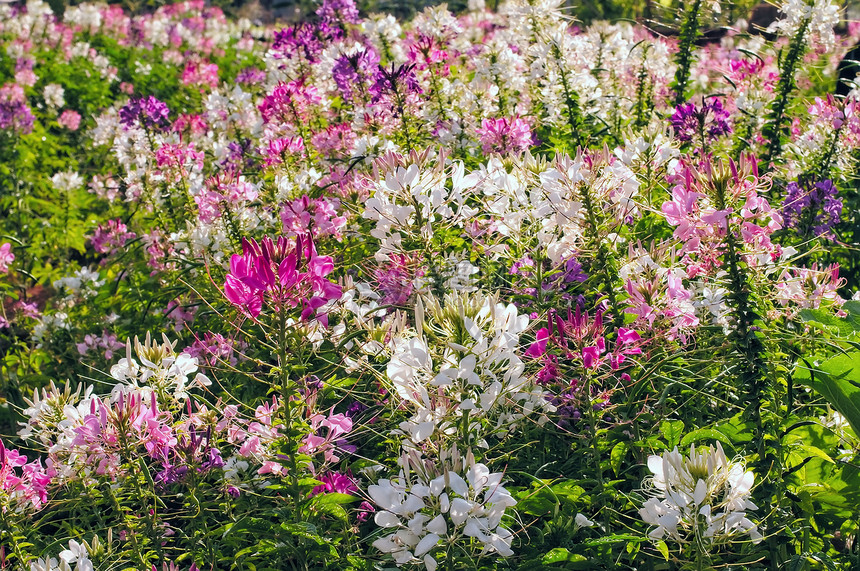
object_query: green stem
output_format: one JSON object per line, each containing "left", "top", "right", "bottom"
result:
{"left": 761, "top": 18, "right": 811, "bottom": 168}
{"left": 672, "top": 0, "right": 703, "bottom": 107}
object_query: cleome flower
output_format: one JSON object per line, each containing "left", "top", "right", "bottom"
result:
{"left": 369, "top": 448, "right": 517, "bottom": 570}
{"left": 223, "top": 235, "right": 342, "bottom": 321}
{"left": 386, "top": 291, "right": 553, "bottom": 447}
{"left": 109, "top": 333, "right": 211, "bottom": 404}
{"left": 639, "top": 442, "right": 762, "bottom": 547}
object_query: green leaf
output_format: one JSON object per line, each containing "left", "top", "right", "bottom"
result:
{"left": 800, "top": 302, "right": 860, "bottom": 338}
{"left": 794, "top": 353, "right": 860, "bottom": 435}
{"left": 542, "top": 548, "right": 587, "bottom": 564}
{"left": 610, "top": 442, "right": 628, "bottom": 477}
{"left": 656, "top": 540, "right": 670, "bottom": 561}
{"left": 659, "top": 420, "right": 684, "bottom": 449}
{"left": 583, "top": 534, "right": 644, "bottom": 546}
{"left": 312, "top": 492, "right": 359, "bottom": 506}
{"left": 679, "top": 428, "right": 732, "bottom": 449}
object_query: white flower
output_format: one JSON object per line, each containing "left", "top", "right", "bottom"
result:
{"left": 51, "top": 171, "right": 84, "bottom": 192}
{"left": 574, "top": 513, "right": 596, "bottom": 530}
{"left": 369, "top": 451, "right": 517, "bottom": 567}
{"left": 769, "top": 0, "right": 840, "bottom": 50}
{"left": 60, "top": 539, "right": 93, "bottom": 571}
{"left": 640, "top": 443, "right": 761, "bottom": 546}
{"left": 30, "top": 558, "right": 60, "bottom": 571}
{"left": 43, "top": 83, "right": 65, "bottom": 108}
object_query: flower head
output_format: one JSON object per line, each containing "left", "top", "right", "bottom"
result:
{"left": 640, "top": 442, "right": 761, "bottom": 546}
{"left": 119, "top": 96, "right": 170, "bottom": 130}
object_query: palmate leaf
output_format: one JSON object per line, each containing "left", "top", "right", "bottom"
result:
{"left": 800, "top": 301, "right": 860, "bottom": 339}
{"left": 794, "top": 352, "right": 860, "bottom": 435}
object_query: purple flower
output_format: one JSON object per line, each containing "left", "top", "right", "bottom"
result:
{"left": 670, "top": 97, "right": 731, "bottom": 145}
{"left": 370, "top": 63, "right": 422, "bottom": 105}
{"left": 559, "top": 256, "right": 588, "bottom": 284}
{"left": 0, "top": 83, "right": 34, "bottom": 134}
{"left": 155, "top": 462, "right": 189, "bottom": 486}
{"left": 236, "top": 67, "right": 266, "bottom": 85}
{"left": 316, "top": 0, "right": 360, "bottom": 26}
{"left": 200, "top": 447, "right": 224, "bottom": 471}
{"left": 332, "top": 49, "right": 380, "bottom": 103}
{"left": 119, "top": 96, "right": 170, "bottom": 130}
{"left": 782, "top": 178, "right": 843, "bottom": 240}
{"left": 271, "top": 23, "right": 326, "bottom": 63}
{"left": 345, "top": 401, "right": 368, "bottom": 418}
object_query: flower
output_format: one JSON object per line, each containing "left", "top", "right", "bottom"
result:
{"left": 476, "top": 117, "right": 535, "bottom": 154}
{"left": 223, "top": 236, "right": 342, "bottom": 321}
{"left": 670, "top": 98, "right": 732, "bottom": 145}
{"left": 639, "top": 442, "right": 761, "bottom": 546}
{"left": 119, "top": 96, "right": 170, "bottom": 130}
{"left": 781, "top": 178, "right": 842, "bottom": 240}
{"left": 332, "top": 49, "right": 380, "bottom": 102}
{"left": 0, "top": 83, "right": 34, "bottom": 134}
{"left": 769, "top": 0, "right": 840, "bottom": 50}
{"left": 58, "top": 110, "right": 82, "bottom": 131}
{"left": 0, "top": 242, "right": 14, "bottom": 273}
{"left": 369, "top": 449, "right": 517, "bottom": 568}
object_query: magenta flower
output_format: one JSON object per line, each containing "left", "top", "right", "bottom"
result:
{"left": 223, "top": 236, "right": 342, "bottom": 321}
{"left": 0, "top": 438, "right": 51, "bottom": 512}
{"left": 259, "top": 81, "right": 322, "bottom": 125}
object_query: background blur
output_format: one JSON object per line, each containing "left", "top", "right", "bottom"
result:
{"left": 39, "top": 0, "right": 855, "bottom": 27}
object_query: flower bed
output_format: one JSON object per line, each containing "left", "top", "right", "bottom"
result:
{"left": 1, "top": 0, "right": 860, "bottom": 568}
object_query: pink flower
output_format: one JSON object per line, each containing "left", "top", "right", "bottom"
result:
{"left": 476, "top": 116, "right": 535, "bottom": 154}
{"left": 525, "top": 327, "right": 549, "bottom": 358}
{"left": 0, "top": 438, "right": 51, "bottom": 512}
{"left": 0, "top": 243, "right": 14, "bottom": 273}
{"left": 58, "top": 109, "right": 81, "bottom": 130}
{"left": 91, "top": 219, "right": 136, "bottom": 256}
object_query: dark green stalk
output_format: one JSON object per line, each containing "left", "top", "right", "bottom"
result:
{"left": 761, "top": 18, "right": 811, "bottom": 168}
{"left": 220, "top": 200, "right": 243, "bottom": 249}
{"left": 276, "top": 308, "right": 302, "bottom": 521}
{"left": 814, "top": 118, "right": 844, "bottom": 180}
{"left": 713, "top": 170, "right": 785, "bottom": 569}
{"left": 578, "top": 182, "right": 621, "bottom": 325}
{"left": 553, "top": 44, "right": 586, "bottom": 149}
{"left": 634, "top": 47, "right": 653, "bottom": 128}
{"left": 712, "top": 175, "right": 768, "bottom": 462}
{"left": 672, "top": 0, "right": 703, "bottom": 107}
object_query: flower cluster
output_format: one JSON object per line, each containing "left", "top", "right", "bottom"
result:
{"left": 670, "top": 98, "right": 732, "bottom": 146}
{"left": 370, "top": 450, "right": 516, "bottom": 569}
{"left": 119, "top": 96, "right": 171, "bottom": 130}
{"left": 0, "top": 83, "right": 34, "bottom": 134}
{"left": 781, "top": 178, "right": 843, "bottom": 240}
{"left": 223, "top": 236, "right": 342, "bottom": 321}
{"left": 0, "top": 438, "right": 51, "bottom": 513}
{"left": 640, "top": 443, "right": 762, "bottom": 546}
